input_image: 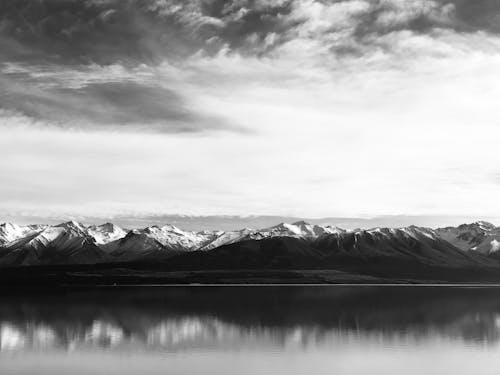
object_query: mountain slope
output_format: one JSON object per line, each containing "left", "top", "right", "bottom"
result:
{"left": 163, "top": 226, "right": 491, "bottom": 272}
{"left": 100, "top": 222, "right": 345, "bottom": 261}
{"left": 435, "top": 222, "right": 500, "bottom": 255}
{"left": 0, "top": 221, "right": 105, "bottom": 266}
{"left": 314, "top": 227, "right": 486, "bottom": 266}
{"left": 87, "top": 223, "right": 127, "bottom": 245}
{"left": 0, "top": 222, "right": 45, "bottom": 245}
{"left": 101, "top": 225, "right": 221, "bottom": 261}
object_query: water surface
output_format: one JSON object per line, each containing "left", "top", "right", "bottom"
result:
{"left": 1, "top": 286, "right": 500, "bottom": 374}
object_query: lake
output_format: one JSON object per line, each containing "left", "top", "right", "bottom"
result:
{"left": 1, "top": 286, "right": 500, "bottom": 375}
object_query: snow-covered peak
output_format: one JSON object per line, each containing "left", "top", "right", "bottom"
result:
{"left": 350, "top": 226, "right": 440, "bottom": 242}
{"left": 56, "top": 221, "right": 88, "bottom": 233}
{"left": 87, "top": 223, "right": 127, "bottom": 245}
{"left": 475, "top": 221, "right": 496, "bottom": 231}
{"left": 251, "top": 221, "right": 344, "bottom": 239}
{"left": 33, "top": 226, "right": 67, "bottom": 243}
{"left": 130, "top": 225, "right": 218, "bottom": 251}
{"left": 455, "top": 221, "right": 496, "bottom": 233}
{"left": 291, "top": 221, "right": 329, "bottom": 236}
{"left": 0, "top": 222, "right": 42, "bottom": 244}
{"left": 401, "top": 226, "right": 439, "bottom": 240}
{"left": 12, "top": 221, "right": 98, "bottom": 251}
{"left": 3, "top": 219, "right": 500, "bottom": 265}
{"left": 160, "top": 224, "right": 180, "bottom": 230}
{"left": 275, "top": 222, "right": 304, "bottom": 235}
{"left": 198, "top": 228, "right": 253, "bottom": 251}
{"left": 0, "top": 222, "right": 24, "bottom": 238}
{"left": 160, "top": 224, "right": 188, "bottom": 235}
{"left": 435, "top": 221, "right": 499, "bottom": 253}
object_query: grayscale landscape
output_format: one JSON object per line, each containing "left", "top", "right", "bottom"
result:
{"left": 2, "top": 0, "right": 500, "bottom": 374}
{"left": 2, "top": 220, "right": 500, "bottom": 284}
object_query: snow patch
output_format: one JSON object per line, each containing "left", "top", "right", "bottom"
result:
{"left": 490, "top": 240, "right": 500, "bottom": 253}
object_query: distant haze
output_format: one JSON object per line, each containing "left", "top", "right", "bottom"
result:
{"left": 1, "top": 214, "right": 497, "bottom": 232}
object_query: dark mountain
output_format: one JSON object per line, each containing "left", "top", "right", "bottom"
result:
{"left": 435, "top": 221, "right": 500, "bottom": 254}
{"left": 163, "top": 227, "right": 491, "bottom": 271}
{"left": 1, "top": 220, "right": 500, "bottom": 284}
{"left": 0, "top": 221, "right": 105, "bottom": 266}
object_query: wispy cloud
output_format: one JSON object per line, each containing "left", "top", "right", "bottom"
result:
{"left": 0, "top": 71, "right": 238, "bottom": 132}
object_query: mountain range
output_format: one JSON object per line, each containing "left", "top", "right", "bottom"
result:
{"left": 2, "top": 220, "right": 500, "bottom": 283}
{"left": 0, "top": 220, "right": 498, "bottom": 263}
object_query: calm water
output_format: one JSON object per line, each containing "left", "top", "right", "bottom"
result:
{"left": 2, "top": 286, "right": 500, "bottom": 374}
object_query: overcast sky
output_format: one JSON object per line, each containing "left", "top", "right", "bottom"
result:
{"left": 1, "top": 0, "right": 500, "bottom": 225}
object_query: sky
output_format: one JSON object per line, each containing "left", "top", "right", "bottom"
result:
{"left": 1, "top": 0, "right": 500, "bottom": 227}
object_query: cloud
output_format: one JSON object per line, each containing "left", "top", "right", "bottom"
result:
{"left": 1, "top": 0, "right": 492, "bottom": 66}
{"left": 1, "top": 1, "right": 499, "bottom": 134}
{"left": 0, "top": 64, "right": 240, "bottom": 132}
{"left": 0, "top": 82, "right": 228, "bottom": 133}
{"left": 451, "top": 0, "right": 500, "bottom": 33}
{"left": 2, "top": 0, "right": 500, "bottom": 218}
{"left": 0, "top": 0, "right": 207, "bottom": 65}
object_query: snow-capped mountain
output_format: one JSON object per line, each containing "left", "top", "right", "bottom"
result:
{"left": 0, "top": 222, "right": 45, "bottom": 245}
{"left": 243, "top": 221, "right": 344, "bottom": 240}
{"left": 435, "top": 221, "right": 500, "bottom": 255}
{"left": 0, "top": 221, "right": 105, "bottom": 266}
{"left": 137, "top": 225, "right": 216, "bottom": 250}
{"left": 101, "top": 225, "right": 216, "bottom": 261}
{"left": 198, "top": 229, "right": 253, "bottom": 251}
{"left": 314, "top": 226, "right": 480, "bottom": 265}
{"left": 100, "top": 222, "right": 345, "bottom": 261}
{"left": 87, "top": 223, "right": 127, "bottom": 245}
{"left": 165, "top": 224, "right": 486, "bottom": 272}
{"left": 0, "top": 220, "right": 499, "bottom": 267}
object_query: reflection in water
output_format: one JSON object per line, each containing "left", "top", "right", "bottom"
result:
{"left": 2, "top": 286, "right": 500, "bottom": 374}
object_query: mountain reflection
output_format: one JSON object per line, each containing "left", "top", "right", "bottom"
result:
{"left": 2, "top": 286, "right": 500, "bottom": 352}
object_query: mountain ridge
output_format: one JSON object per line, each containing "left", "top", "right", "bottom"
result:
{"left": 1, "top": 220, "right": 499, "bottom": 271}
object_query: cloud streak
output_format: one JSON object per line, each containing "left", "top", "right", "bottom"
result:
{"left": 0, "top": 72, "right": 238, "bottom": 132}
